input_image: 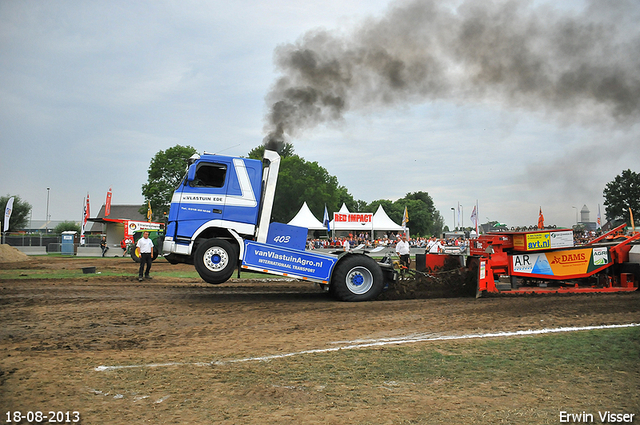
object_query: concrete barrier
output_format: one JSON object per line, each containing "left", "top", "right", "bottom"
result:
{"left": 14, "top": 246, "right": 48, "bottom": 256}
{"left": 76, "top": 247, "right": 103, "bottom": 257}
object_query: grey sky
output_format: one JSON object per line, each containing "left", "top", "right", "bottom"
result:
{"left": 1, "top": 0, "right": 638, "bottom": 230}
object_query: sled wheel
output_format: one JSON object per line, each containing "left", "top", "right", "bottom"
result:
{"left": 194, "top": 238, "right": 237, "bottom": 284}
{"left": 131, "top": 246, "right": 141, "bottom": 263}
{"left": 330, "top": 255, "right": 384, "bottom": 301}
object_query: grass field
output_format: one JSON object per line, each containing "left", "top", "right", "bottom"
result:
{"left": 0, "top": 265, "right": 278, "bottom": 281}
{"left": 88, "top": 327, "right": 640, "bottom": 423}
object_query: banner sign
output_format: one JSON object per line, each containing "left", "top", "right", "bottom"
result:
{"left": 125, "top": 220, "right": 162, "bottom": 239}
{"left": 334, "top": 213, "right": 373, "bottom": 224}
{"left": 105, "top": 188, "right": 112, "bottom": 217}
{"left": 511, "top": 247, "right": 610, "bottom": 278}
{"left": 243, "top": 241, "right": 337, "bottom": 282}
{"left": 80, "top": 193, "right": 90, "bottom": 245}
{"left": 513, "top": 230, "right": 574, "bottom": 251}
{"left": 3, "top": 196, "right": 14, "bottom": 232}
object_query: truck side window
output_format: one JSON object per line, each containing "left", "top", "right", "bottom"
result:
{"left": 190, "top": 163, "right": 227, "bottom": 188}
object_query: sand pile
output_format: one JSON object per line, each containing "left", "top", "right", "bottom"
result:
{"left": 0, "top": 244, "right": 29, "bottom": 262}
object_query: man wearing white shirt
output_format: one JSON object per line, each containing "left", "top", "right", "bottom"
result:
{"left": 425, "top": 236, "right": 436, "bottom": 253}
{"left": 137, "top": 231, "right": 154, "bottom": 281}
{"left": 429, "top": 238, "right": 444, "bottom": 254}
{"left": 395, "top": 234, "right": 411, "bottom": 268}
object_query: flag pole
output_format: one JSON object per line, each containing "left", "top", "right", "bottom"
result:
{"left": 475, "top": 200, "right": 479, "bottom": 236}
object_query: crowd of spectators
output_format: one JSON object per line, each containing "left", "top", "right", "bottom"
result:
{"left": 573, "top": 229, "right": 618, "bottom": 245}
{"left": 306, "top": 228, "right": 628, "bottom": 253}
{"left": 574, "top": 231, "right": 598, "bottom": 245}
{"left": 306, "top": 232, "right": 469, "bottom": 253}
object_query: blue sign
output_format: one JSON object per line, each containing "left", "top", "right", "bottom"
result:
{"left": 243, "top": 241, "right": 337, "bottom": 282}
{"left": 266, "top": 222, "right": 308, "bottom": 251}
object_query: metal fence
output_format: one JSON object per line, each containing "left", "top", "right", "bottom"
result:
{"left": 2, "top": 234, "right": 102, "bottom": 253}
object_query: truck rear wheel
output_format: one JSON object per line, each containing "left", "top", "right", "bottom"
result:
{"left": 330, "top": 255, "right": 384, "bottom": 301}
{"left": 194, "top": 239, "right": 237, "bottom": 284}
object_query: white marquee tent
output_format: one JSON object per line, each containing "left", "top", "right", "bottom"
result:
{"left": 288, "top": 202, "right": 404, "bottom": 235}
{"left": 372, "top": 205, "right": 403, "bottom": 231}
{"left": 287, "top": 202, "right": 326, "bottom": 230}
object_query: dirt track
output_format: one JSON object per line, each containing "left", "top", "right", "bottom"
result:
{"left": 1, "top": 257, "right": 639, "bottom": 423}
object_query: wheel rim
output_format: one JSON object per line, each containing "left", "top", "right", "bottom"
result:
{"left": 203, "top": 246, "right": 229, "bottom": 272}
{"left": 345, "top": 266, "right": 374, "bottom": 295}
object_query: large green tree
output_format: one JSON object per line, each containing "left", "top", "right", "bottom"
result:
{"left": 603, "top": 169, "right": 640, "bottom": 225}
{"left": 274, "top": 155, "right": 356, "bottom": 223}
{"left": 0, "top": 195, "right": 32, "bottom": 232}
{"left": 247, "top": 145, "right": 444, "bottom": 235}
{"left": 54, "top": 221, "right": 81, "bottom": 234}
{"left": 368, "top": 192, "right": 443, "bottom": 237}
{"left": 141, "top": 144, "right": 197, "bottom": 221}
{"left": 248, "top": 144, "right": 356, "bottom": 223}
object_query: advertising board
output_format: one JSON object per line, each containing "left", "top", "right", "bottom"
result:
{"left": 243, "top": 241, "right": 337, "bottom": 282}
{"left": 125, "top": 221, "right": 162, "bottom": 239}
{"left": 334, "top": 213, "right": 373, "bottom": 224}
{"left": 513, "top": 230, "right": 574, "bottom": 251}
{"left": 511, "top": 247, "right": 610, "bottom": 278}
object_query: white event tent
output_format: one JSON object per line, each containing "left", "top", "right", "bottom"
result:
{"left": 372, "top": 205, "right": 403, "bottom": 232}
{"left": 288, "top": 202, "right": 404, "bottom": 235}
{"left": 287, "top": 202, "right": 326, "bottom": 230}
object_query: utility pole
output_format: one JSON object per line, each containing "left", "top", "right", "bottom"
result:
{"left": 46, "top": 187, "right": 50, "bottom": 233}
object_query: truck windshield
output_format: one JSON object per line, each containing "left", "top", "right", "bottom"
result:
{"left": 189, "top": 163, "right": 227, "bottom": 188}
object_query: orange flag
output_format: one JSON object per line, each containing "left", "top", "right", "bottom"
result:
{"left": 537, "top": 207, "right": 544, "bottom": 229}
{"left": 105, "top": 187, "right": 112, "bottom": 217}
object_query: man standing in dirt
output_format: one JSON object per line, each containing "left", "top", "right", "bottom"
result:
{"left": 137, "top": 231, "right": 154, "bottom": 281}
{"left": 395, "top": 234, "right": 411, "bottom": 268}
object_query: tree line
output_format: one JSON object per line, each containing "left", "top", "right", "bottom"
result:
{"left": 137, "top": 144, "right": 637, "bottom": 236}
{"left": 139, "top": 143, "right": 445, "bottom": 237}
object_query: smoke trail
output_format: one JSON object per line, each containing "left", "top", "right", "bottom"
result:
{"left": 263, "top": 0, "right": 640, "bottom": 148}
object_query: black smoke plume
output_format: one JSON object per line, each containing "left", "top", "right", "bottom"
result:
{"left": 263, "top": 0, "right": 640, "bottom": 149}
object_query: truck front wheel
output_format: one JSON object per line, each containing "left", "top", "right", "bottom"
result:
{"left": 194, "top": 239, "right": 237, "bottom": 284}
{"left": 331, "top": 255, "right": 384, "bottom": 301}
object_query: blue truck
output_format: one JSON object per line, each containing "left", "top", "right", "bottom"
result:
{"left": 162, "top": 149, "right": 396, "bottom": 301}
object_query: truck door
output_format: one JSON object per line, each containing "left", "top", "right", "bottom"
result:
{"left": 222, "top": 158, "right": 260, "bottom": 226}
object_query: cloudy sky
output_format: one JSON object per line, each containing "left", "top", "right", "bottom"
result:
{"left": 1, "top": 0, "right": 638, "bottom": 231}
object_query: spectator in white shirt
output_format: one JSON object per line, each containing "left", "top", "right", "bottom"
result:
{"left": 395, "top": 234, "right": 411, "bottom": 268}
{"left": 428, "top": 238, "right": 444, "bottom": 253}
{"left": 137, "top": 231, "right": 155, "bottom": 281}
